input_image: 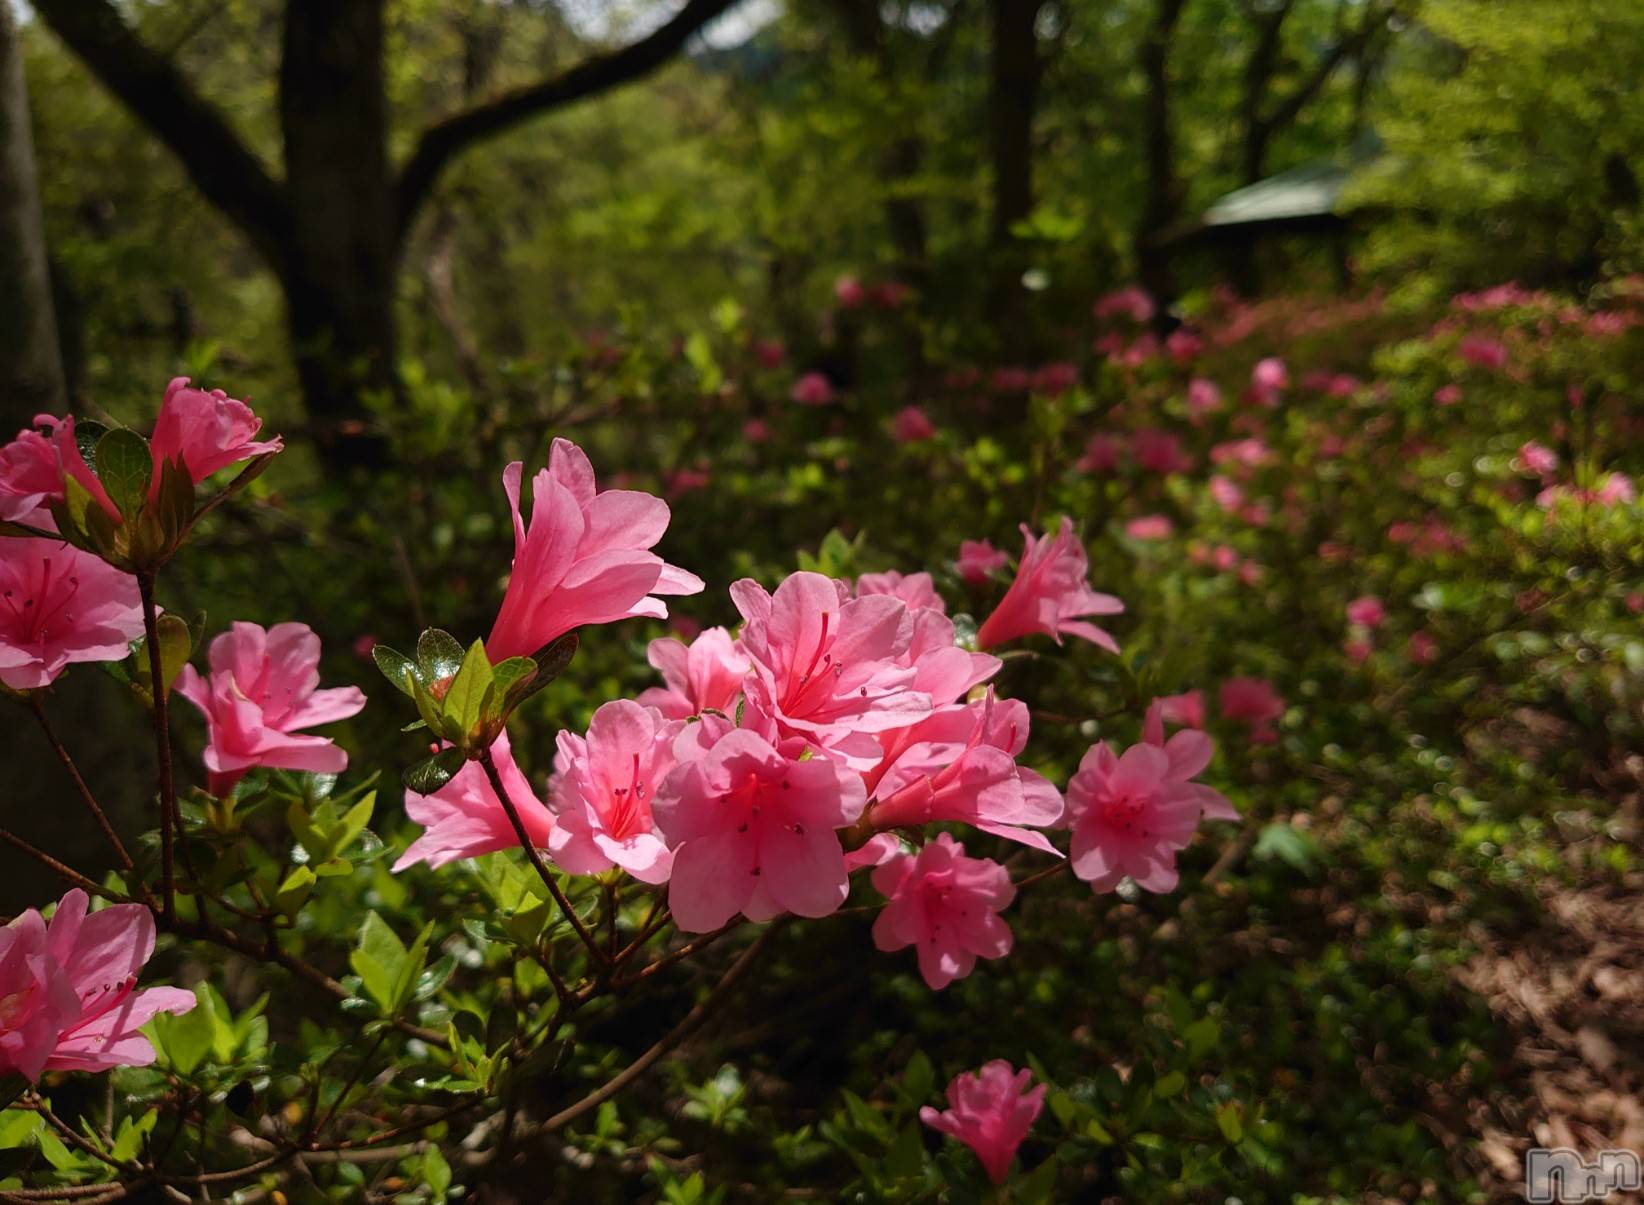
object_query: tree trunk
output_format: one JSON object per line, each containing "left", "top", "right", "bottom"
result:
{"left": 1135, "top": 0, "right": 1187, "bottom": 312}
{"left": 986, "top": 0, "right": 1045, "bottom": 349}
{"left": 0, "top": 2, "right": 67, "bottom": 428}
{"left": 279, "top": 0, "right": 399, "bottom": 462}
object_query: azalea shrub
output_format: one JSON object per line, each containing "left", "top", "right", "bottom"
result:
{"left": 1, "top": 274, "right": 1641, "bottom": 1203}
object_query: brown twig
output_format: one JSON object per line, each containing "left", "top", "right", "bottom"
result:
{"left": 0, "top": 828, "right": 120, "bottom": 899}
{"left": 478, "top": 745, "right": 607, "bottom": 965}
{"left": 136, "top": 572, "right": 176, "bottom": 921}
{"left": 609, "top": 920, "right": 743, "bottom": 991}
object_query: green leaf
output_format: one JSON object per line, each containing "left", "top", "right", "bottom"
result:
{"left": 151, "top": 986, "right": 216, "bottom": 1075}
{"left": 423, "top": 1146, "right": 453, "bottom": 1199}
{"left": 1154, "top": 1070, "right": 1186, "bottom": 1097}
{"left": 275, "top": 866, "right": 316, "bottom": 917}
{"left": 94, "top": 428, "right": 153, "bottom": 520}
{"left": 443, "top": 638, "right": 495, "bottom": 739}
{"left": 392, "top": 921, "right": 436, "bottom": 1012}
{"left": 0, "top": 1107, "right": 41, "bottom": 1149}
{"left": 514, "top": 632, "right": 578, "bottom": 705}
{"left": 403, "top": 747, "right": 466, "bottom": 794}
{"left": 371, "top": 644, "right": 418, "bottom": 696}
{"left": 1253, "top": 822, "right": 1320, "bottom": 874}
{"left": 350, "top": 912, "right": 408, "bottom": 1013}
{"left": 489, "top": 656, "right": 538, "bottom": 717}
{"left": 1215, "top": 1100, "right": 1244, "bottom": 1144}
{"left": 109, "top": 1110, "right": 158, "bottom": 1162}
{"left": 1184, "top": 1017, "right": 1220, "bottom": 1062}
{"left": 415, "top": 628, "right": 465, "bottom": 687}
{"left": 153, "top": 455, "right": 195, "bottom": 542}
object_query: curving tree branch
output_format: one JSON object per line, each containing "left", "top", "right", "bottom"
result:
{"left": 394, "top": 0, "right": 743, "bottom": 242}
{"left": 30, "top": 0, "right": 290, "bottom": 263}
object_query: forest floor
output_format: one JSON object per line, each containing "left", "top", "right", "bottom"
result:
{"left": 1449, "top": 771, "right": 1644, "bottom": 1202}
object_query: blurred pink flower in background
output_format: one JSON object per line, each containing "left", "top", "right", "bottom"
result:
{"left": 1247, "top": 357, "right": 1288, "bottom": 406}
{"left": 1166, "top": 327, "right": 1203, "bottom": 361}
{"left": 1434, "top": 384, "right": 1463, "bottom": 406}
{"left": 1153, "top": 690, "right": 1206, "bottom": 729}
{"left": 1219, "top": 677, "right": 1285, "bottom": 744}
{"left": 1126, "top": 514, "right": 1174, "bottom": 540}
{"left": 1076, "top": 432, "right": 1123, "bottom": 473}
{"left": 1346, "top": 595, "right": 1387, "bottom": 629}
{"left": 1093, "top": 286, "right": 1155, "bottom": 324}
{"left": 1033, "top": 361, "right": 1080, "bottom": 395}
{"left": 791, "top": 372, "right": 836, "bottom": 405}
{"left": 743, "top": 418, "right": 772, "bottom": 443}
{"left": 1132, "top": 428, "right": 1191, "bottom": 474}
{"left": 753, "top": 339, "right": 786, "bottom": 368}
{"left": 1517, "top": 442, "right": 1558, "bottom": 476}
{"left": 893, "top": 405, "right": 937, "bottom": 443}
{"left": 1186, "top": 377, "right": 1224, "bottom": 418}
{"left": 833, "top": 275, "right": 865, "bottom": 308}
{"left": 1458, "top": 333, "right": 1508, "bottom": 370}
{"left": 957, "top": 539, "right": 1009, "bottom": 584}
{"left": 1407, "top": 630, "right": 1439, "bottom": 664}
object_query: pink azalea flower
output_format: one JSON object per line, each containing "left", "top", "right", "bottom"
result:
{"left": 872, "top": 281, "right": 911, "bottom": 308}
{"left": 976, "top": 519, "right": 1123, "bottom": 652}
{"left": 175, "top": 621, "right": 366, "bottom": 796}
{"left": 351, "top": 633, "right": 378, "bottom": 660}
{"left": 1344, "top": 637, "right": 1373, "bottom": 664}
{"left": 956, "top": 539, "right": 1009, "bottom": 585}
{"left": 1434, "top": 384, "right": 1463, "bottom": 406}
{"left": 1247, "top": 357, "right": 1288, "bottom": 406}
{"left": 1151, "top": 690, "right": 1206, "bottom": 730}
{"left": 148, "top": 378, "right": 283, "bottom": 487}
{"left": 1458, "top": 333, "right": 1508, "bottom": 371}
{"left": 651, "top": 727, "right": 867, "bottom": 931}
{"left": 0, "top": 539, "right": 145, "bottom": 690}
{"left": 1345, "top": 595, "right": 1387, "bottom": 629}
{"left": 1165, "top": 328, "right": 1203, "bottom": 362}
{"left": 665, "top": 467, "right": 710, "bottom": 498}
{"left": 1032, "top": 361, "right": 1080, "bottom": 396}
{"left": 1093, "top": 286, "right": 1155, "bottom": 324}
{"left": 1065, "top": 726, "right": 1236, "bottom": 893}
{"left": 870, "top": 834, "right": 1014, "bottom": 990}
{"left": 920, "top": 1061, "right": 1046, "bottom": 1185}
{"left": 1186, "top": 378, "right": 1223, "bottom": 417}
{"left": 1210, "top": 437, "right": 1273, "bottom": 468}
{"left": 1132, "top": 428, "right": 1191, "bottom": 474}
{"left": 742, "top": 418, "right": 772, "bottom": 443}
{"left": 990, "top": 366, "right": 1034, "bottom": 393}
{"left": 856, "top": 570, "right": 945, "bottom": 615}
{"left": 548, "top": 701, "right": 680, "bottom": 883}
{"left": 1218, "top": 677, "right": 1284, "bottom": 743}
{"left": 1075, "top": 432, "right": 1122, "bottom": 474}
{"left": 0, "top": 889, "right": 195, "bottom": 1082}
{"left": 1406, "top": 630, "right": 1439, "bottom": 665}
{"left": 1596, "top": 472, "right": 1635, "bottom": 506}
{"left": 893, "top": 406, "right": 937, "bottom": 443}
{"left": 486, "top": 439, "right": 704, "bottom": 660}
{"left": 1517, "top": 441, "right": 1559, "bottom": 476}
{"left": 395, "top": 730, "right": 551, "bottom": 871}
{"left": 790, "top": 372, "right": 836, "bottom": 406}
{"left": 637, "top": 627, "right": 750, "bottom": 719}
{"left": 0, "top": 427, "right": 67, "bottom": 523}
{"left": 1126, "top": 514, "right": 1174, "bottom": 540}
{"left": 833, "top": 275, "right": 866, "bottom": 309}
{"left": 754, "top": 339, "right": 786, "bottom": 369}
{"left": 732, "top": 572, "right": 931, "bottom": 759}
{"left": 864, "top": 694, "right": 1063, "bottom": 855}
{"left": 1208, "top": 475, "right": 1245, "bottom": 513}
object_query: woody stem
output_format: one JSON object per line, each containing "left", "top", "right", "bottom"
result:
{"left": 137, "top": 572, "right": 177, "bottom": 923}
{"left": 477, "top": 744, "right": 608, "bottom": 966}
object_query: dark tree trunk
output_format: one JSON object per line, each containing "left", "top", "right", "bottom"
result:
{"left": 279, "top": 0, "right": 399, "bottom": 461}
{"left": 1135, "top": 0, "right": 1188, "bottom": 312}
{"left": 986, "top": 0, "right": 1045, "bottom": 348}
{"left": 0, "top": 1, "right": 67, "bottom": 428}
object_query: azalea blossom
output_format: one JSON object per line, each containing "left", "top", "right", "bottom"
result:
{"left": 486, "top": 439, "right": 703, "bottom": 660}
{"left": 651, "top": 727, "right": 867, "bottom": 931}
{"left": 1075, "top": 432, "right": 1122, "bottom": 474}
{"left": 732, "top": 571, "right": 931, "bottom": 760}
{"left": 956, "top": 539, "right": 1009, "bottom": 584}
{"left": 1065, "top": 725, "right": 1236, "bottom": 893}
{"left": 0, "top": 539, "right": 145, "bottom": 690}
{"left": 1218, "top": 676, "right": 1285, "bottom": 743}
{"left": 0, "top": 427, "right": 66, "bottom": 524}
{"left": 548, "top": 701, "right": 680, "bottom": 883}
{"left": 1132, "top": 428, "right": 1192, "bottom": 474}
{"left": 1033, "top": 361, "right": 1079, "bottom": 396}
{"left": 636, "top": 627, "right": 750, "bottom": 719}
{"left": 395, "top": 731, "right": 553, "bottom": 871}
{"left": 1516, "top": 441, "right": 1559, "bottom": 476}
{"left": 1125, "top": 514, "right": 1173, "bottom": 541}
{"left": 893, "top": 406, "right": 937, "bottom": 443}
{"left": 1166, "top": 328, "right": 1203, "bottom": 362}
{"left": 1407, "top": 630, "right": 1439, "bottom": 665}
{"left": 1248, "top": 357, "right": 1288, "bottom": 406}
{"left": 870, "top": 834, "right": 1015, "bottom": 989}
{"left": 1458, "top": 333, "right": 1508, "bottom": 371}
{"left": 1345, "top": 595, "right": 1387, "bottom": 629}
{"left": 0, "top": 889, "right": 195, "bottom": 1083}
{"left": 856, "top": 570, "right": 945, "bottom": 615}
{"left": 1093, "top": 286, "right": 1155, "bottom": 324}
{"left": 975, "top": 518, "right": 1123, "bottom": 652}
{"left": 1186, "top": 378, "right": 1223, "bottom": 418}
{"left": 791, "top": 372, "right": 836, "bottom": 405}
{"left": 175, "top": 621, "right": 366, "bottom": 796}
{"left": 833, "top": 275, "right": 866, "bottom": 308}
{"left": 920, "top": 1061, "right": 1046, "bottom": 1185}
{"left": 1150, "top": 690, "right": 1206, "bottom": 730}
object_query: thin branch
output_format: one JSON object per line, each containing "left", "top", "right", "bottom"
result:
{"left": 609, "top": 920, "right": 741, "bottom": 991}
{"left": 395, "top": 0, "right": 743, "bottom": 238}
{"left": 0, "top": 828, "right": 118, "bottom": 899}
{"left": 542, "top": 921, "right": 784, "bottom": 1134}
{"left": 477, "top": 745, "right": 608, "bottom": 966}
{"left": 137, "top": 573, "right": 177, "bottom": 922}
{"left": 29, "top": 0, "right": 289, "bottom": 262}
{"left": 27, "top": 697, "right": 150, "bottom": 902}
